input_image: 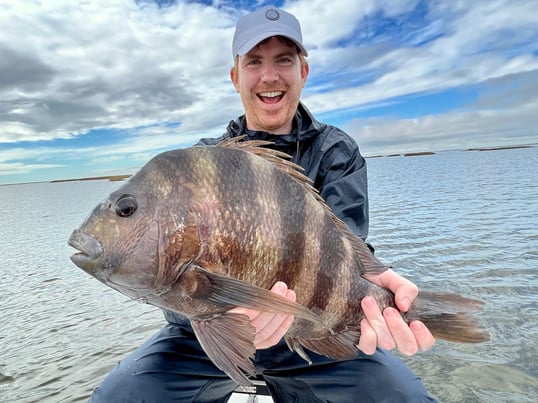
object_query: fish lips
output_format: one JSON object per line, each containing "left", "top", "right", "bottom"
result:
{"left": 68, "top": 229, "right": 104, "bottom": 273}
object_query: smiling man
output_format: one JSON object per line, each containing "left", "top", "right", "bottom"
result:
{"left": 90, "top": 7, "right": 437, "bottom": 402}
{"left": 231, "top": 37, "right": 308, "bottom": 134}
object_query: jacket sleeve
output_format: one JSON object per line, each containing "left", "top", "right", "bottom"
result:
{"left": 195, "top": 135, "right": 225, "bottom": 146}
{"left": 316, "top": 133, "right": 370, "bottom": 241}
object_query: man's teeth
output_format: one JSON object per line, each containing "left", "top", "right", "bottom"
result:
{"left": 259, "top": 91, "right": 283, "bottom": 97}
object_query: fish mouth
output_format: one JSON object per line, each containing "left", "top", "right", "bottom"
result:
{"left": 68, "top": 229, "right": 104, "bottom": 271}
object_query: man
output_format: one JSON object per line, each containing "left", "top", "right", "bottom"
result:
{"left": 90, "top": 7, "right": 437, "bottom": 402}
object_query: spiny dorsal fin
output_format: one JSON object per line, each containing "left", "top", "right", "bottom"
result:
{"left": 218, "top": 137, "right": 389, "bottom": 276}
{"left": 218, "top": 136, "right": 320, "bottom": 201}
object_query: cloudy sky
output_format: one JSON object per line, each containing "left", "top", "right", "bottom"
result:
{"left": 1, "top": 0, "right": 537, "bottom": 185}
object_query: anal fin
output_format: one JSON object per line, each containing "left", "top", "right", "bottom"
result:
{"left": 287, "top": 328, "right": 361, "bottom": 362}
{"left": 285, "top": 336, "right": 312, "bottom": 364}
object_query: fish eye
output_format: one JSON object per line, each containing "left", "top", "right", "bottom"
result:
{"left": 115, "top": 195, "right": 138, "bottom": 217}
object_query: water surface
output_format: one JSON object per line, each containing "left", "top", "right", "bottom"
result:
{"left": 1, "top": 147, "right": 536, "bottom": 402}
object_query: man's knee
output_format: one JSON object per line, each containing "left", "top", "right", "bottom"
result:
{"left": 88, "top": 361, "right": 141, "bottom": 402}
{"left": 359, "top": 349, "right": 438, "bottom": 402}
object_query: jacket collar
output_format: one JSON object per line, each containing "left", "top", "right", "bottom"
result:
{"left": 225, "top": 102, "right": 324, "bottom": 146}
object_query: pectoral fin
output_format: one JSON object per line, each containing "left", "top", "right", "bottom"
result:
{"left": 189, "top": 265, "right": 331, "bottom": 331}
{"left": 191, "top": 313, "right": 255, "bottom": 386}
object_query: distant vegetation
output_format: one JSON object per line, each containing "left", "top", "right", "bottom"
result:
{"left": 466, "top": 145, "right": 531, "bottom": 152}
{"left": 366, "top": 151, "right": 435, "bottom": 158}
{"left": 50, "top": 174, "right": 131, "bottom": 183}
{"left": 403, "top": 151, "right": 436, "bottom": 156}
{"left": 366, "top": 143, "right": 535, "bottom": 159}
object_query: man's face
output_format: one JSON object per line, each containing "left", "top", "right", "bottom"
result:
{"left": 231, "top": 36, "right": 309, "bottom": 134}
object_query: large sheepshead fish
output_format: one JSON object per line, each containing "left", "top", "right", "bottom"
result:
{"left": 69, "top": 138, "right": 489, "bottom": 385}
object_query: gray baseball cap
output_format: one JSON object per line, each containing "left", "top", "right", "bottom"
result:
{"left": 232, "top": 7, "right": 308, "bottom": 58}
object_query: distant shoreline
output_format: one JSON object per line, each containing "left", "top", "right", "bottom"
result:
{"left": 466, "top": 145, "right": 532, "bottom": 152}
{"left": 50, "top": 174, "right": 132, "bottom": 184}
{"left": 53, "top": 145, "right": 532, "bottom": 182}
{"left": 1, "top": 144, "right": 534, "bottom": 187}
{"left": 366, "top": 144, "right": 533, "bottom": 159}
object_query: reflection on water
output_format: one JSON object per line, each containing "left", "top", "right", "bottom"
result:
{"left": 1, "top": 147, "right": 537, "bottom": 402}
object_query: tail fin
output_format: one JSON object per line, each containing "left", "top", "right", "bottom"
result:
{"left": 411, "top": 291, "right": 490, "bottom": 343}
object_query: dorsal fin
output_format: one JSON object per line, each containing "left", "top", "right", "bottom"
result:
{"left": 218, "top": 137, "right": 389, "bottom": 275}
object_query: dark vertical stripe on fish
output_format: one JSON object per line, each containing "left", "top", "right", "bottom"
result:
{"left": 274, "top": 161, "right": 306, "bottom": 290}
{"left": 310, "top": 213, "right": 340, "bottom": 313}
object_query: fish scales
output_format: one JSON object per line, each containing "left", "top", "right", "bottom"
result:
{"left": 172, "top": 145, "right": 365, "bottom": 339}
{"left": 194, "top": 146, "right": 291, "bottom": 286}
{"left": 187, "top": 145, "right": 326, "bottom": 309}
{"left": 69, "top": 138, "right": 490, "bottom": 386}
{"left": 200, "top": 145, "right": 362, "bottom": 330}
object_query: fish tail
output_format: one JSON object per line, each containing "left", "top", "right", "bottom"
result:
{"left": 410, "top": 291, "right": 490, "bottom": 343}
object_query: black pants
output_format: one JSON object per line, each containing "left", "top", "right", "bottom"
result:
{"left": 89, "top": 323, "right": 437, "bottom": 402}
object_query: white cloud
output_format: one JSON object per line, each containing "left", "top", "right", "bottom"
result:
{"left": 301, "top": 0, "right": 538, "bottom": 111}
{"left": 348, "top": 97, "right": 538, "bottom": 155}
{"left": 0, "top": 0, "right": 238, "bottom": 143}
{"left": 0, "top": 162, "right": 64, "bottom": 176}
{"left": 0, "top": 0, "right": 537, "bottom": 183}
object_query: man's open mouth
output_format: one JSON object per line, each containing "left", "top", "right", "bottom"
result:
{"left": 258, "top": 91, "right": 284, "bottom": 104}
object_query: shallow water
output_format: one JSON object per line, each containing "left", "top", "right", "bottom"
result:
{"left": 366, "top": 147, "right": 538, "bottom": 402}
{"left": 1, "top": 146, "right": 537, "bottom": 402}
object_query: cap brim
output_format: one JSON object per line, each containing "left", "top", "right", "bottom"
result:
{"left": 235, "top": 31, "right": 308, "bottom": 57}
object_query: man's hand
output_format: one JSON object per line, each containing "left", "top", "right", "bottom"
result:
{"left": 359, "top": 269, "right": 436, "bottom": 355}
{"left": 229, "top": 281, "right": 296, "bottom": 349}
{"left": 229, "top": 273, "right": 435, "bottom": 355}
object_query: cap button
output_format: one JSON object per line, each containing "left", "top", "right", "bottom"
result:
{"left": 265, "top": 8, "right": 280, "bottom": 21}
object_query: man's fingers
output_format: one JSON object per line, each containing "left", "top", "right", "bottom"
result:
{"left": 383, "top": 307, "right": 418, "bottom": 356}
{"left": 394, "top": 284, "right": 417, "bottom": 312}
{"left": 253, "top": 288, "right": 296, "bottom": 349}
{"left": 409, "top": 321, "right": 436, "bottom": 352}
{"left": 253, "top": 312, "right": 286, "bottom": 348}
{"left": 360, "top": 296, "right": 396, "bottom": 351}
{"left": 358, "top": 319, "right": 377, "bottom": 355}
{"left": 227, "top": 282, "right": 296, "bottom": 349}
{"left": 360, "top": 297, "right": 436, "bottom": 356}
{"left": 228, "top": 281, "right": 289, "bottom": 321}
{"left": 365, "top": 269, "right": 418, "bottom": 312}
